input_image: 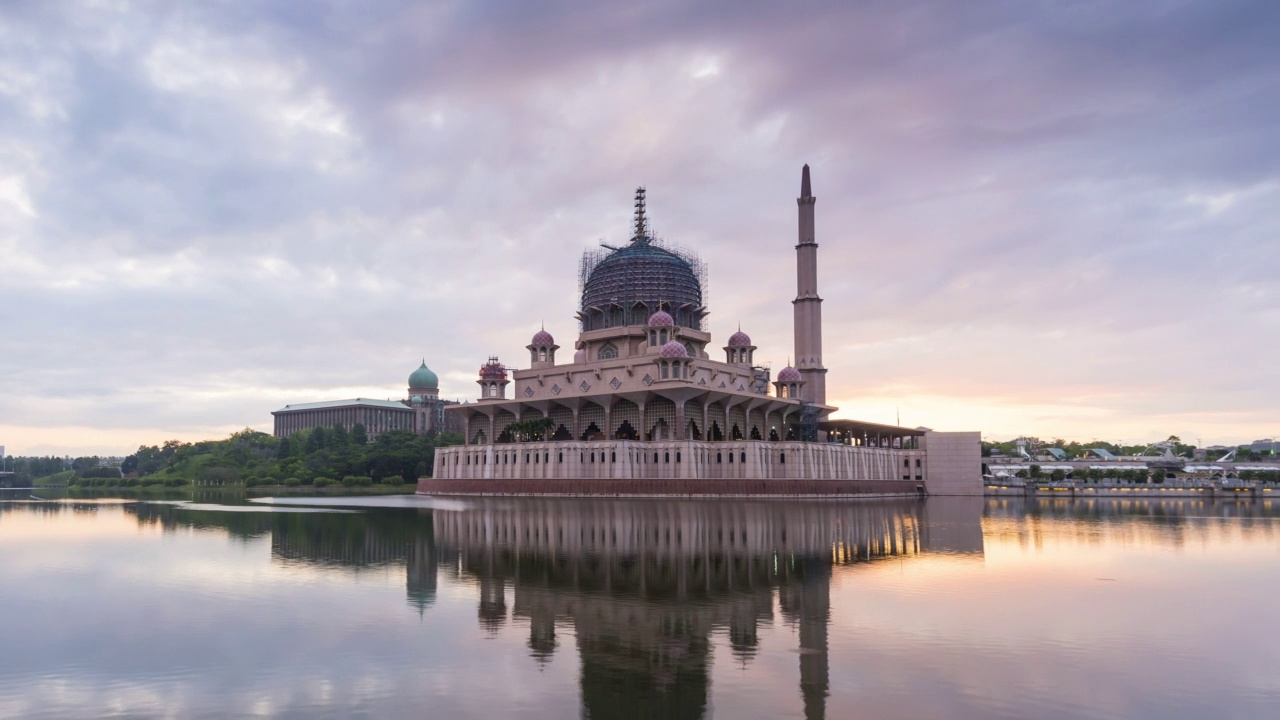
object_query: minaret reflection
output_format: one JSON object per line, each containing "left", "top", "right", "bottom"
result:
{"left": 435, "top": 498, "right": 952, "bottom": 720}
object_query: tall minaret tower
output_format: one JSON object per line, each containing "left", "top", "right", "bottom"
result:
{"left": 793, "top": 164, "right": 827, "bottom": 406}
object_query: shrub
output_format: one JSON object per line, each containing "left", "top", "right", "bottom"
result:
{"left": 283, "top": 477, "right": 301, "bottom": 487}
{"left": 342, "top": 475, "right": 373, "bottom": 487}
{"left": 313, "top": 477, "right": 333, "bottom": 488}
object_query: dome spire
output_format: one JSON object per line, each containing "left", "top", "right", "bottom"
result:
{"left": 632, "top": 186, "right": 649, "bottom": 244}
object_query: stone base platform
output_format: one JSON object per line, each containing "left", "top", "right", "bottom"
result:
{"left": 416, "top": 477, "right": 927, "bottom": 498}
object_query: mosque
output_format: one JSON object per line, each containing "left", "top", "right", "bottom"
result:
{"left": 423, "top": 167, "right": 980, "bottom": 495}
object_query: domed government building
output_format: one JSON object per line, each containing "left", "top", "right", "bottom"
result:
{"left": 423, "top": 167, "right": 980, "bottom": 496}
{"left": 271, "top": 360, "right": 462, "bottom": 441}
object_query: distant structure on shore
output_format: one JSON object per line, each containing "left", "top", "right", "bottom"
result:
{"left": 425, "top": 167, "right": 981, "bottom": 496}
{"left": 271, "top": 361, "right": 461, "bottom": 441}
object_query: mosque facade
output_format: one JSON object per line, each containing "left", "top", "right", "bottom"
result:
{"left": 425, "top": 167, "right": 980, "bottom": 495}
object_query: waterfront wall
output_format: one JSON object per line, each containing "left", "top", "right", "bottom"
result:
{"left": 923, "top": 431, "right": 983, "bottom": 496}
{"left": 418, "top": 476, "right": 924, "bottom": 497}
{"left": 432, "top": 440, "right": 924, "bottom": 483}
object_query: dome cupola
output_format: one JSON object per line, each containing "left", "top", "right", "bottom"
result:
{"left": 409, "top": 361, "right": 439, "bottom": 389}
{"left": 659, "top": 341, "right": 689, "bottom": 358}
{"left": 777, "top": 366, "right": 801, "bottom": 382}
{"left": 727, "top": 330, "right": 752, "bottom": 347}
{"left": 578, "top": 188, "right": 706, "bottom": 332}
{"left": 647, "top": 310, "right": 674, "bottom": 327}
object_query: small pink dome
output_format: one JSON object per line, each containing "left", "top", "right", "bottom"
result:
{"left": 531, "top": 329, "right": 554, "bottom": 345}
{"left": 647, "top": 310, "right": 674, "bottom": 327}
{"left": 727, "top": 330, "right": 752, "bottom": 347}
{"left": 659, "top": 341, "right": 688, "bottom": 358}
{"left": 573, "top": 347, "right": 587, "bottom": 363}
{"left": 777, "top": 366, "right": 801, "bottom": 382}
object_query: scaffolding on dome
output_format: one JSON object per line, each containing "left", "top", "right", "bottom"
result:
{"left": 577, "top": 188, "right": 710, "bottom": 332}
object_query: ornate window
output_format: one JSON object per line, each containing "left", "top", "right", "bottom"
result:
{"left": 597, "top": 342, "right": 618, "bottom": 360}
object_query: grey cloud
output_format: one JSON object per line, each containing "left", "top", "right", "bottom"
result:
{"left": 0, "top": 0, "right": 1276, "bottom": 451}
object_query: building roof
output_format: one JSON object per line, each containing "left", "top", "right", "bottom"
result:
{"left": 273, "top": 398, "right": 410, "bottom": 414}
{"left": 409, "top": 361, "right": 439, "bottom": 389}
{"left": 818, "top": 419, "right": 925, "bottom": 437}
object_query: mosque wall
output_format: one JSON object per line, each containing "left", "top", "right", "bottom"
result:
{"left": 431, "top": 439, "right": 925, "bottom": 486}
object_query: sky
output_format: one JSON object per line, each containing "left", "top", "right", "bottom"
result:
{"left": 1, "top": 0, "right": 1277, "bottom": 456}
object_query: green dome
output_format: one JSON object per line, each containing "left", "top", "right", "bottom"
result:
{"left": 409, "top": 361, "right": 438, "bottom": 389}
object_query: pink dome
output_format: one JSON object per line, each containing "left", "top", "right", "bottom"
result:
{"left": 531, "top": 329, "right": 554, "bottom": 345}
{"left": 777, "top": 366, "right": 801, "bottom": 382}
{"left": 727, "top": 330, "right": 752, "bottom": 347}
{"left": 647, "top": 311, "right": 674, "bottom": 327}
{"left": 573, "top": 347, "right": 587, "bottom": 363}
{"left": 659, "top": 341, "right": 688, "bottom": 358}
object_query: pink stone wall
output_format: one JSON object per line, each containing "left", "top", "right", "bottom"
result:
{"left": 417, "top": 477, "right": 925, "bottom": 497}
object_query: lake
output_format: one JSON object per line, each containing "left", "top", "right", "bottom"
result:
{"left": 1, "top": 490, "right": 1277, "bottom": 719}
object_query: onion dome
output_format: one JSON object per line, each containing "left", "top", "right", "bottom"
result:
{"left": 409, "top": 361, "right": 439, "bottom": 389}
{"left": 659, "top": 341, "right": 688, "bottom": 358}
{"left": 573, "top": 347, "right": 587, "bottom": 363}
{"left": 531, "top": 329, "right": 554, "bottom": 345}
{"left": 777, "top": 366, "right": 801, "bottom": 382}
{"left": 479, "top": 356, "right": 507, "bottom": 380}
{"left": 579, "top": 188, "right": 706, "bottom": 332}
{"left": 647, "top": 310, "right": 674, "bottom": 327}
{"left": 727, "top": 330, "right": 752, "bottom": 347}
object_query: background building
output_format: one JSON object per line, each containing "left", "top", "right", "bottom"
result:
{"left": 271, "top": 361, "right": 461, "bottom": 441}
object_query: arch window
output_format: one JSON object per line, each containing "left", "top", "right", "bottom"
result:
{"left": 661, "top": 362, "right": 669, "bottom": 379}
{"left": 649, "top": 331, "right": 657, "bottom": 347}
{"left": 717, "top": 452, "right": 722, "bottom": 463}
{"left": 597, "top": 342, "right": 618, "bottom": 360}
{"left": 539, "top": 349, "right": 547, "bottom": 362}
{"left": 741, "top": 452, "right": 746, "bottom": 463}
{"left": 659, "top": 330, "right": 668, "bottom": 344}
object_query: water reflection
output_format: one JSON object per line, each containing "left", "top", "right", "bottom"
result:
{"left": 433, "top": 498, "right": 982, "bottom": 720}
{"left": 5, "top": 493, "right": 1279, "bottom": 719}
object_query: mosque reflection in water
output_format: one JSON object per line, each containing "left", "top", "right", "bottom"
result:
{"left": 124, "top": 497, "right": 986, "bottom": 719}
{"left": 430, "top": 498, "right": 984, "bottom": 720}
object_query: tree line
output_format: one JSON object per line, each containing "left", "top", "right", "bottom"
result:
{"left": 16, "top": 425, "right": 463, "bottom": 488}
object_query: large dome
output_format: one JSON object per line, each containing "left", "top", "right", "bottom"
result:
{"left": 408, "top": 361, "right": 439, "bottom": 389}
{"left": 579, "top": 189, "right": 706, "bottom": 332}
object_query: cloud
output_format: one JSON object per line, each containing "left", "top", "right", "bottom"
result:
{"left": 0, "top": 0, "right": 1276, "bottom": 453}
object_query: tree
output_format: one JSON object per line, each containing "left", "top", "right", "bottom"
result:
{"left": 276, "top": 436, "right": 292, "bottom": 460}
{"left": 330, "top": 423, "right": 350, "bottom": 448}
{"left": 352, "top": 423, "right": 368, "bottom": 445}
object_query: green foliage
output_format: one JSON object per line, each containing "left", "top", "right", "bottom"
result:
{"left": 342, "top": 475, "right": 373, "bottom": 487}
{"left": 35, "top": 421, "right": 449, "bottom": 490}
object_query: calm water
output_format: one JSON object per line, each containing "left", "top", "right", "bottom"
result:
{"left": 1, "top": 491, "right": 1278, "bottom": 719}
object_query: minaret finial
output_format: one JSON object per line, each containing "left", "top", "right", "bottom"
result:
{"left": 801, "top": 164, "right": 812, "bottom": 199}
{"left": 633, "top": 186, "right": 648, "bottom": 242}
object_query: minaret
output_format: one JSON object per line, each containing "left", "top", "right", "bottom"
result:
{"left": 793, "top": 164, "right": 827, "bottom": 406}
